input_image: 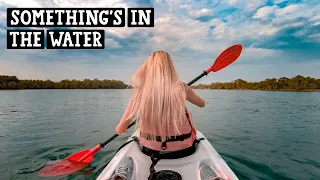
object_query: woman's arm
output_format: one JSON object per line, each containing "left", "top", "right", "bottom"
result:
{"left": 186, "top": 86, "right": 205, "bottom": 107}
{"left": 115, "top": 94, "right": 135, "bottom": 135}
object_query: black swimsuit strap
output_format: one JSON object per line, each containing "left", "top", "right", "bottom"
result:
{"left": 140, "top": 109, "right": 193, "bottom": 142}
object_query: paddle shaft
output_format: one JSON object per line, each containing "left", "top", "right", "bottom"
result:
{"left": 187, "top": 71, "right": 208, "bottom": 86}
{"left": 100, "top": 70, "right": 210, "bottom": 148}
{"left": 100, "top": 121, "right": 136, "bottom": 147}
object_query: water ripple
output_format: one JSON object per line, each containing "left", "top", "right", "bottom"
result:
{"left": 0, "top": 90, "right": 319, "bottom": 180}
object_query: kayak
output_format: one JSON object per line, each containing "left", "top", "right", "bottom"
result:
{"left": 97, "top": 129, "right": 238, "bottom": 180}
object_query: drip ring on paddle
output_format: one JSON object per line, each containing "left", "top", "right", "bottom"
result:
{"left": 152, "top": 170, "right": 182, "bottom": 180}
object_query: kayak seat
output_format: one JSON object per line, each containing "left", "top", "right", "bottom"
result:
{"left": 140, "top": 138, "right": 205, "bottom": 180}
{"left": 150, "top": 170, "right": 182, "bottom": 180}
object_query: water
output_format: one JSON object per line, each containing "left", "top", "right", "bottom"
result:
{"left": 0, "top": 90, "right": 319, "bottom": 180}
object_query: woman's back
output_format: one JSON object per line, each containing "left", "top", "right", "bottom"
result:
{"left": 115, "top": 50, "right": 205, "bottom": 151}
{"left": 139, "top": 81, "right": 195, "bottom": 136}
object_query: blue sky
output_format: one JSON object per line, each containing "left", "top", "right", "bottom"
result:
{"left": 0, "top": 0, "right": 319, "bottom": 84}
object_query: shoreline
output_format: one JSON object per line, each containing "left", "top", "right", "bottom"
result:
{"left": 193, "top": 89, "right": 320, "bottom": 92}
{"left": 1, "top": 88, "right": 320, "bottom": 92}
{"left": 1, "top": 75, "right": 320, "bottom": 92}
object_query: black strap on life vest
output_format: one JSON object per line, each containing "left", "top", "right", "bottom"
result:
{"left": 140, "top": 111, "right": 193, "bottom": 150}
{"left": 147, "top": 138, "right": 205, "bottom": 180}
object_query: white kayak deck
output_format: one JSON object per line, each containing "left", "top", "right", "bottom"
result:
{"left": 97, "top": 130, "right": 238, "bottom": 180}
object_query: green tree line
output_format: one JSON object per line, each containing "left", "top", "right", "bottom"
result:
{"left": 0, "top": 75, "right": 129, "bottom": 89}
{"left": 192, "top": 75, "right": 320, "bottom": 91}
{"left": 1, "top": 75, "right": 319, "bottom": 91}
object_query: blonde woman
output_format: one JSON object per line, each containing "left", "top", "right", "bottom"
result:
{"left": 112, "top": 51, "right": 220, "bottom": 180}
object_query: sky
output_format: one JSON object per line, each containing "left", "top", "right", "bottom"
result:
{"left": 0, "top": 0, "right": 319, "bottom": 84}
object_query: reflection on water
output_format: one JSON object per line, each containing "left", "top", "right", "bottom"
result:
{"left": 0, "top": 90, "right": 319, "bottom": 179}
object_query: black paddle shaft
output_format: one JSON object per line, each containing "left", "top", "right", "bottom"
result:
{"left": 100, "top": 122, "right": 136, "bottom": 147}
{"left": 100, "top": 70, "right": 209, "bottom": 148}
{"left": 187, "top": 71, "right": 208, "bottom": 86}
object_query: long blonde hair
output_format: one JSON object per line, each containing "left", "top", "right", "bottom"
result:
{"left": 127, "top": 51, "right": 187, "bottom": 141}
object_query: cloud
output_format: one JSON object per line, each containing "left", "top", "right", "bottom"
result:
{"left": 275, "top": 4, "right": 300, "bottom": 17}
{"left": 251, "top": 3, "right": 320, "bottom": 43}
{"left": 179, "top": 4, "right": 191, "bottom": 10}
{"left": 225, "top": 0, "right": 267, "bottom": 12}
{"left": 239, "top": 47, "right": 282, "bottom": 63}
{"left": 259, "top": 27, "right": 279, "bottom": 36}
{"left": 149, "top": 16, "right": 211, "bottom": 53}
{"left": 245, "top": 0, "right": 267, "bottom": 12}
{"left": 209, "top": 18, "right": 226, "bottom": 39}
{"left": 308, "top": 33, "right": 320, "bottom": 42}
{"left": 273, "top": 0, "right": 286, "bottom": 4}
{"left": 228, "top": 0, "right": 238, "bottom": 5}
{"left": 0, "top": 0, "right": 130, "bottom": 8}
{"left": 253, "top": 6, "right": 277, "bottom": 20}
{"left": 253, "top": 3, "right": 320, "bottom": 23}
{"left": 189, "top": 8, "right": 213, "bottom": 18}
{"left": 0, "top": 0, "right": 42, "bottom": 7}
{"left": 52, "top": 0, "right": 130, "bottom": 8}
{"left": 0, "top": 11, "right": 6, "bottom": 29}
{"left": 0, "top": 10, "right": 5, "bottom": 22}
{"left": 309, "top": 14, "right": 320, "bottom": 26}
{"left": 310, "top": 15, "right": 320, "bottom": 22}
{"left": 104, "top": 38, "right": 120, "bottom": 48}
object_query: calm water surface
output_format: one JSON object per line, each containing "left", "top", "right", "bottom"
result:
{"left": 0, "top": 90, "right": 319, "bottom": 180}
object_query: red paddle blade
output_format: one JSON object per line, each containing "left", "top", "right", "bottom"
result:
{"left": 206, "top": 44, "right": 242, "bottom": 73}
{"left": 67, "top": 149, "right": 95, "bottom": 163}
{"left": 38, "top": 149, "right": 95, "bottom": 177}
{"left": 38, "top": 159, "right": 89, "bottom": 177}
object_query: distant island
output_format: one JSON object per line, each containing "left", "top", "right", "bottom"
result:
{"left": 1, "top": 75, "right": 319, "bottom": 92}
{"left": 192, "top": 75, "right": 320, "bottom": 92}
{"left": 0, "top": 75, "right": 129, "bottom": 89}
